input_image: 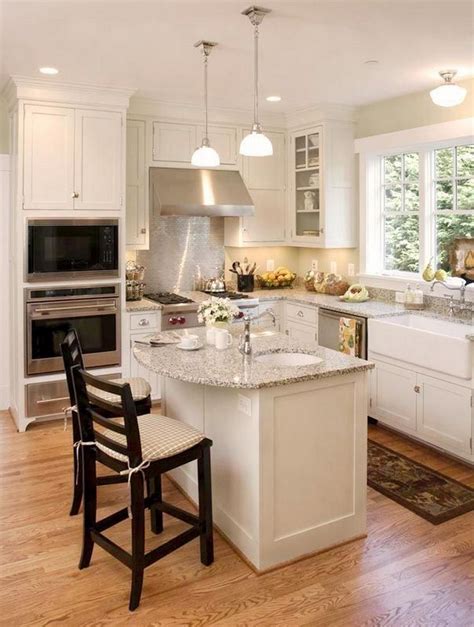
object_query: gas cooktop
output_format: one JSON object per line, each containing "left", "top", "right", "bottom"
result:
{"left": 201, "top": 290, "right": 249, "bottom": 300}
{"left": 144, "top": 292, "right": 195, "bottom": 305}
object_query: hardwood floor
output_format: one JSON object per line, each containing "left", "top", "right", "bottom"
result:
{"left": 0, "top": 410, "right": 472, "bottom": 626}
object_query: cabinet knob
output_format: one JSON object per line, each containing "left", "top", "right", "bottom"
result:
{"left": 297, "top": 310, "right": 304, "bottom": 318}
{"left": 138, "top": 319, "right": 150, "bottom": 326}
{"left": 414, "top": 385, "right": 420, "bottom": 393}
{"left": 72, "top": 192, "right": 79, "bottom": 199}
{"left": 140, "top": 228, "right": 147, "bottom": 234}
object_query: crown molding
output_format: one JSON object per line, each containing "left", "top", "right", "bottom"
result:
{"left": 285, "top": 103, "right": 356, "bottom": 129}
{"left": 2, "top": 76, "right": 136, "bottom": 110}
{"left": 128, "top": 95, "right": 286, "bottom": 127}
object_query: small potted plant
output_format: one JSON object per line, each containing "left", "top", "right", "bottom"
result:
{"left": 198, "top": 297, "right": 239, "bottom": 344}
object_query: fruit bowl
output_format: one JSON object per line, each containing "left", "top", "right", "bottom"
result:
{"left": 257, "top": 267, "right": 297, "bottom": 289}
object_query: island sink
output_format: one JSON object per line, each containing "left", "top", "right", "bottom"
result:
{"left": 254, "top": 352, "right": 323, "bottom": 367}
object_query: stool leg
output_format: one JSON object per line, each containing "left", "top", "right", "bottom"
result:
{"left": 198, "top": 446, "right": 214, "bottom": 566}
{"left": 129, "top": 472, "right": 145, "bottom": 611}
{"left": 147, "top": 475, "right": 163, "bottom": 534}
{"left": 79, "top": 443, "right": 96, "bottom": 569}
{"left": 69, "top": 410, "right": 83, "bottom": 516}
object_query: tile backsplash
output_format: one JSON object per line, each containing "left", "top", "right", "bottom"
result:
{"left": 136, "top": 216, "right": 225, "bottom": 292}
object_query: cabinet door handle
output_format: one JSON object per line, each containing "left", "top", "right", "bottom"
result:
{"left": 297, "top": 310, "right": 304, "bottom": 318}
{"left": 138, "top": 319, "right": 150, "bottom": 326}
{"left": 414, "top": 385, "right": 420, "bottom": 393}
{"left": 72, "top": 192, "right": 79, "bottom": 199}
{"left": 285, "top": 329, "right": 289, "bottom": 335}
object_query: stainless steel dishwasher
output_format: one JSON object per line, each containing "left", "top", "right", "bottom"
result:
{"left": 318, "top": 308, "right": 368, "bottom": 359}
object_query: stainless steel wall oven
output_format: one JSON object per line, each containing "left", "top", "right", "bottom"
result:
{"left": 27, "top": 219, "right": 119, "bottom": 282}
{"left": 25, "top": 285, "right": 121, "bottom": 376}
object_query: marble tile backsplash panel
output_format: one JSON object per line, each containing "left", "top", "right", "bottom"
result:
{"left": 137, "top": 216, "right": 224, "bottom": 292}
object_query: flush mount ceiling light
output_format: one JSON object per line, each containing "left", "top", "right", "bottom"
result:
{"left": 191, "top": 41, "right": 220, "bottom": 167}
{"left": 39, "top": 67, "right": 59, "bottom": 75}
{"left": 240, "top": 5, "right": 273, "bottom": 157}
{"left": 430, "top": 70, "right": 467, "bottom": 107}
{"left": 266, "top": 95, "right": 281, "bottom": 102}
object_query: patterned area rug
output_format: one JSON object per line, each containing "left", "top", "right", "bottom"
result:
{"left": 368, "top": 440, "right": 474, "bottom": 524}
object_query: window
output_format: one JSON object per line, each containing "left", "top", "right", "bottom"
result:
{"left": 366, "top": 140, "right": 474, "bottom": 277}
{"left": 434, "top": 145, "right": 474, "bottom": 271}
{"left": 382, "top": 153, "right": 420, "bottom": 273}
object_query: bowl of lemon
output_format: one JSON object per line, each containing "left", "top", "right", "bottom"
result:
{"left": 257, "top": 267, "right": 297, "bottom": 289}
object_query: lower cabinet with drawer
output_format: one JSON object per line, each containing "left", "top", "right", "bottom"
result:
{"left": 127, "top": 311, "right": 162, "bottom": 401}
{"left": 283, "top": 301, "right": 318, "bottom": 345}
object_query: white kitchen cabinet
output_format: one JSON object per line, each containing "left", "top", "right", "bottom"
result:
{"left": 370, "top": 356, "right": 473, "bottom": 460}
{"left": 74, "top": 109, "right": 122, "bottom": 211}
{"left": 130, "top": 332, "right": 161, "bottom": 400}
{"left": 416, "top": 374, "right": 471, "bottom": 455}
{"left": 23, "top": 105, "right": 75, "bottom": 210}
{"left": 152, "top": 122, "right": 196, "bottom": 163}
{"left": 23, "top": 105, "right": 123, "bottom": 211}
{"left": 288, "top": 121, "right": 355, "bottom": 248}
{"left": 371, "top": 360, "right": 418, "bottom": 432}
{"left": 224, "top": 130, "right": 286, "bottom": 246}
{"left": 285, "top": 319, "right": 318, "bottom": 344}
{"left": 126, "top": 119, "right": 147, "bottom": 248}
{"left": 197, "top": 125, "right": 237, "bottom": 165}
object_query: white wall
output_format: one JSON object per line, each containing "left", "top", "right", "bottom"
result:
{"left": 0, "top": 155, "right": 10, "bottom": 409}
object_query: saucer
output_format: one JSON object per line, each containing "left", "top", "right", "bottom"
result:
{"left": 176, "top": 342, "right": 203, "bottom": 351}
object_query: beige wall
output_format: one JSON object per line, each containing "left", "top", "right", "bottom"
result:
{"left": 355, "top": 77, "right": 473, "bottom": 138}
{"left": 0, "top": 99, "right": 8, "bottom": 154}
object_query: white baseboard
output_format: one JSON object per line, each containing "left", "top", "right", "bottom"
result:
{"left": 0, "top": 385, "right": 9, "bottom": 411}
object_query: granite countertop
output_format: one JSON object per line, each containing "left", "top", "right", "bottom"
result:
{"left": 125, "top": 297, "right": 163, "bottom": 312}
{"left": 133, "top": 327, "right": 373, "bottom": 390}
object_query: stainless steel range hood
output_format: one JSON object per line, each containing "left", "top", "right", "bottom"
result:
{"left": 149, "top": 167, "right": 255, "bottom": 217}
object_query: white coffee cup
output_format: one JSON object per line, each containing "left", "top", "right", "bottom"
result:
{"left": 214, "top": 329, "right": 233, "bottom": 350}
{"left": 180, "top": 334, "right": 199, "bottom": 349}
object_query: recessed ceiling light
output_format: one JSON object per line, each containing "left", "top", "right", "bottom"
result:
{"left": 266, "top": 95, "right": 281, "bottom": 102}
{"left": 364, "top": 60, "right": 379, "bottom": 65}
{"left": 39, "top": 67, "right": 59, "bottom": 75}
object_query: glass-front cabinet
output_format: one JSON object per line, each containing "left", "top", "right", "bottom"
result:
{"left": 291, "top": 127, "right": 323, "bottom": 244}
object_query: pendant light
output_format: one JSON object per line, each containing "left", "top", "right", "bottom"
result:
{"left": 430, "top": 70, "right": 467, "bottom": 107}
{"left": 191, "top": 41, "right": 220, "bottom": 167}
{"left": 240, "top": 6, "right": 273, "bottom": 157}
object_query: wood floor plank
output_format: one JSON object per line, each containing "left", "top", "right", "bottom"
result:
{"left": 0, "top": 411, "right": 472, "bottom": 625}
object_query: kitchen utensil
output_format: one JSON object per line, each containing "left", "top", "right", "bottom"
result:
{"left": 204, "top": 277, "right": 226, "bottom": 293}
{"left": 249, "top": 262, "right": 257, "bottom": 274}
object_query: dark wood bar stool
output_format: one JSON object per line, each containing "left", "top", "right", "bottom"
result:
{"left": 72, "top": 366, "right": 214, "bottom": 611}
{"left": 61, "top": 329, "right": 152, "bottom": 516}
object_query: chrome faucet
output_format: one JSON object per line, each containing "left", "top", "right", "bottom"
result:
{"left": 430, "top": 279, "right": 471, "bottom": 317}
{"left": 239, "top": 308, "right": 277, "bottom": 355}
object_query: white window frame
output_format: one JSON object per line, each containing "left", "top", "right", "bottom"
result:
{"left": 356, "top": 118, "right": 474, "bottom": 290}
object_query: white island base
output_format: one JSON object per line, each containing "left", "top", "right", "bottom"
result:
{"left": 162, "top": 371, "right": 368, "bottom": 572}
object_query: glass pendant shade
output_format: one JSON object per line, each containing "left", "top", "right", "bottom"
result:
{"left": 430, "top": 71, "right": 467, "bottom": 107}
{"left": 191, "top": 142, "right": 220, "bottom": 167}
{"left": 240, "top": 125, "right": 273, "bottom": 157}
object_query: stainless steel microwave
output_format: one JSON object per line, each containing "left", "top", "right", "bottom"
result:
{"left": 26, "top": 219, "right": 119, "bottom": 282}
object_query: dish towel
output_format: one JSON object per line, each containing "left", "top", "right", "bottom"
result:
{"left": 339, "top": 317, "right": 359, "bottom": 356}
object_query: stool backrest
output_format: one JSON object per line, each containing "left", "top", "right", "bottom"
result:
{"left": 61, "top": 329, "right": 85, "bottom": 407}
{"left": 72, "top": 367, "right": 143, "bottom": 468}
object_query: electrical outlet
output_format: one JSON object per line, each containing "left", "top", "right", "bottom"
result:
{"left": 311, "top": 259, "right": 318, "bottom": 271}
{"left": 238, "top": 394, "right": 252, "bottom": 416}
{"left": 266, "top": 259, "right": 275, "bottom": 271}
{"left": 348, "top": 263, "right": 355, "bottom": 277}
{"left": 330, "top": 261, "right": 337, "bottom": 274}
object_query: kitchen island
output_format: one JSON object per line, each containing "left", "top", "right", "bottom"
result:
{"left": 134, "top": 328, "right": 373, "bottom": 571}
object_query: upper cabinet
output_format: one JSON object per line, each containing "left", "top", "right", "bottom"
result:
{"left": 196, "top": 125, "right": 237, "bottom": 166}
{"left": 126, "top": 119, "right": 147, "bottom": 248}
{"left": 23, "top": 104, "right": 123, "bottom": 211}
{"left": 74, "top": 109, "right": 122, "bottom": 211}
{"left": 288, "top": 122, "right": 355, "bottom": 248}
{"left": 224, "top": 130, "right": 286, "bottom": 247}
{"left": 23, "top": 105, "right": 75, "bottom": 210}
{"left": 152, "top": 122, "right": 196, "bottom": 163}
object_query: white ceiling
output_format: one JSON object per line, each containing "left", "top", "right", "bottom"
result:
{"left": 1, "top": 0, "right": 473, "bottom": 112}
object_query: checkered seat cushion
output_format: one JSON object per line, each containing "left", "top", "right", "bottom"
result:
{"left": 87, "top": 377, "right": 152, "bottom": 405}
{"left": 96, "top": 413, "right": 205, "bottom": 462}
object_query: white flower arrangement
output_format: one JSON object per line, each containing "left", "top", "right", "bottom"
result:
{"left": 197, "top": 297, "right": 239, "bottom": 325}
